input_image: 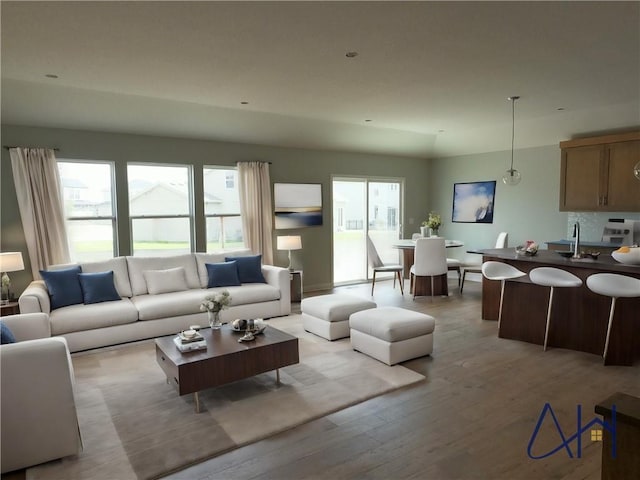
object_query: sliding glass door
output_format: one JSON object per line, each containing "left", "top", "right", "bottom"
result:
{"left": 332, "top": 177, "right": 403, "bottom": 284}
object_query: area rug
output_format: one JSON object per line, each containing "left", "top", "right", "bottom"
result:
{"left": 27, "top": 314, "right": 425, "bottom": 480}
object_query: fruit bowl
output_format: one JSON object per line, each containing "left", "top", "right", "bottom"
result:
{"left": 611, "top": 246, "right": 640, "bottom": 265}
{"left": 555, "top": 250, "right": 574, "bottom": 258}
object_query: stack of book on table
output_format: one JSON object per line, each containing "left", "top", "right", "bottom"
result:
{"left": 173, "top": 331, "right": 207, "bottom": 352}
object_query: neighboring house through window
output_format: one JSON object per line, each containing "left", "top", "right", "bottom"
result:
{"left": 128, "top": 163, "right": 193, "bottom": 256}
{"left": 58, "top": 161, "right": 116, "bottom": 262}
{"left": 203, "top": 167, "right": 243, "bottom": 251}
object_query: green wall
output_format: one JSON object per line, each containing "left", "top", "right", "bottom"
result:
{"left": 429, "top": 145, "right": 569, "bottom": 263}
{"left": 1, "top": 125, "right": 431, "bottom": 294}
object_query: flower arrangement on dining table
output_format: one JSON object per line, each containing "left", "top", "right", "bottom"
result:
{"left": 200, "top": 290, "right": 232, "bottom": 329}
{"left": 421, "top": 212, "right": 442, "bottom": 236}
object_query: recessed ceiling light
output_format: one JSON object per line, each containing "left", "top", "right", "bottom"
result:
{"left": 345, "top": 51, "right": 358, "bottom": 58}
{"left": 364, "top": 119, "right": 372, "bottom": 122}
{"left": 240, "top": 101, "right": 249, "bottom": 105}
{"left": 438, "top": 129, "right": 445, "bottom": 133}
{"left": 45, "top": 74, "right": 58, "bottom": 79}
{"left": 557, "top": 107, "right": 565, "bottom": 111}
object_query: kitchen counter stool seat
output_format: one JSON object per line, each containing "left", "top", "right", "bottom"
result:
{"left": 586, "top": 273, "right": 640, "bottom": 364}
{"left": 481, "top": 261, "right": 526, "bottom": 329}
{"left": 529, "top": 267, "right": 583, "bottom": 351}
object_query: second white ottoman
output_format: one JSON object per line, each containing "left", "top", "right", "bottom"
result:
{"left": 301, "top": 294, "right": 376, "bottom": 340}
{"left": 349, "top": 306, "right": 435, "bottom": 365}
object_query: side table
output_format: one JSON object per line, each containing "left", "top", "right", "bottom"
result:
{"left": 289, "top": 270, "right": 303, "bottom": 302}
{"left": 0, "top": 301, "right": 20, "bottom": 317}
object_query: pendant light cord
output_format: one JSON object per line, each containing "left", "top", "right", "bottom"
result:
{"left": 510, "top": 96, "right": 517, "bottom": 171}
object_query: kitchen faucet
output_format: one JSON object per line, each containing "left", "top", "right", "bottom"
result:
{"left": 572, "top": 222, "right": 581, "bottom": 258}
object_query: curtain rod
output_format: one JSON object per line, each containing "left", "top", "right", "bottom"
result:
{"left": 3, "top": 145, "right": 60, "bottom": 151}
{"left": 237, "top": 160, "right": 272, "bottom": 164}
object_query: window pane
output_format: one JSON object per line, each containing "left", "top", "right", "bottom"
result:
{"left": 58, "top": 162, "right": 113, "bottom": 217}
{"left": 67, "top": 219, "right": 115, "bottom": 262}
{"left": 131, "top": 218, "right": 191, "bottom": 256}
{"left": 204, "top": 167, "right": 244, "bottom": 251}
{"left": 128, "top": 164, "right": 190, "bottom": 216}
{"left": 203, "top": 168, "right": 240, "bottom": 215}
{"left": 58, "top": 161, "right": 116, "bottom": 261}
{"left": 206, "top": 216, "right": 244, "bottom": 252}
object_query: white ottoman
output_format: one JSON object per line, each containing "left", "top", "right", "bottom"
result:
{"left": 349, "top": 306, "right": 435, "bottom": 365}
{"left": 301, "top": 294, "right": 376, "bottom": 340}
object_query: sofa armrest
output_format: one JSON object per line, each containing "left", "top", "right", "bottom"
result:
{"left": 262, "top": 265, "right": 291, "bottom": 316}
{"left": 18, "top": 280, "right": 51, "bottom": 314}
{"left": 1, "top": 313, "right": 51, "bottom": 341}
{"left": 1, "top": 337, "right": 81, "bottom": 473}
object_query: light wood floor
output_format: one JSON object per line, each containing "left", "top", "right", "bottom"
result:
{"left": 163, "top": 278, "right": 640, "bottom": 480}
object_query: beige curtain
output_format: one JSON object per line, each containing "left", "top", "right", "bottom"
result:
{"left": 10, "top": 148, "right": 70, "bottom": 277}
{"left": 237, "top": 161, "right": 274, "bottom": 264}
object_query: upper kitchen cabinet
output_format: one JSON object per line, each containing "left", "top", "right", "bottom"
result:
{"left": 560, "top": 132, "right": 640, "bottom": 212}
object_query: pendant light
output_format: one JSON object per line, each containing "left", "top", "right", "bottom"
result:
{"left": 502, "top": 95, "right": 522, "bottom": 186}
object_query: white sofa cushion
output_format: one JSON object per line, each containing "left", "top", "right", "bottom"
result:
{"left": 221, "top": 284, "right": 280, "bottom": 305}
{"left": 127, "top": 254, "right": 199, "bottom": 296}
{"left": 49, "top": 299, "right": 139, "bottom": 335}
{"left": 132, "top": 284, "right": 280, "bottom": 321}
{"left": 80, "top": 257, "right": 132, "bottom": 298}
{"left": 195, "top": 249, "right": 253, "bottom": 288}
{"left": 143, "top": 267, "right": 189, "bottom": 295}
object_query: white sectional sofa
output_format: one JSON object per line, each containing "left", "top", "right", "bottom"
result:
{"left": 18, "top": 250, "right": 291, "bottom": 352}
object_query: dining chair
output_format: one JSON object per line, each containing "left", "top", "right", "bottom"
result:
{"left": 460, "top": 232, "right": 509, "bottom": 293}
{"left": 366, "top": 234, "right": 404, "bottom": 296}
{"left": 410, "top": 237, "right": 448, "bottom": 300}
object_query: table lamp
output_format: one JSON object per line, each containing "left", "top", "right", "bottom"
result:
{"left": 0, "top": 251, "right": 25, "bottom": 304}
{"left": 277, "top": 236, "right": 302, "bottom": 271}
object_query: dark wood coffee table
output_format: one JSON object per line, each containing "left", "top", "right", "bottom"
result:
{"left": 155, "top": 325, "right": 299, "bottom": 412}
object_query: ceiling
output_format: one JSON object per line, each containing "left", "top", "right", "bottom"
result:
{"left": 1, "top": 1, "right": 639, "bottom": 159}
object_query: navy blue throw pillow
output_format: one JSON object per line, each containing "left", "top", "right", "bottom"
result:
{"left": 224, "top": 255, "right": 266, "bottom": 283}
{"left": 40, "top": 266, "right": 84, "bottom": 310}
{"left": 78, "top": 271, "right": 121, "bottom": 304}
{"left": 0, "top": 321, "right": 16, "bottom": 344}
{"left": 206, "top": 261, "right": 241, "bottom": 288}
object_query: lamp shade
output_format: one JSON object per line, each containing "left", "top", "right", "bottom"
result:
{"left": 0, "top": 252, "right": 25, "bottom": 272}
{"left": 277, "top": 236, "right": 302, "bottom": 251}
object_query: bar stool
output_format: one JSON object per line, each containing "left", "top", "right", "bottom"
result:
{"left": 481, "top": 261, "right": 526, "bottom": 329}
{"left": 586, "top": 273, "right": 640, "bottom": 364}
{"left": 529, "top": 267, "right": 583, "bottom": 351}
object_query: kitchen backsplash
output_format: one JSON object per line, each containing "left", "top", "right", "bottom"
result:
{"left": 567, "top": 212, "right": 640, "bottom": 242}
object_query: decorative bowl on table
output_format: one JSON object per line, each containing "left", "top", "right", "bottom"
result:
{"left": 611, "top": 246, "right": 640, "bottom": 265}
{"left": 555, "top": 250, "right": 575, "bottom": 259}
{"left": 515, "top": 241, "right": 538, "bottom": 256}
{"left": 231, "top": 318, "right": 267, "bottom": 334}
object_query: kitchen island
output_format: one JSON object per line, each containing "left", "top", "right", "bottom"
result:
{"left": 480, "top": 248, "right": 640, "bottom": 366}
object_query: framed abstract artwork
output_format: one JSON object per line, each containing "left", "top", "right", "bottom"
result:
{"left": 452, "top": 180, "right": 496, "bottom": 223}
{"left": 274, "top": 183, "right": 323, "bottom": 229}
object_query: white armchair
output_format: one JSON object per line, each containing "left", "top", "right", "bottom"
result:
{"left": 1, "top": 313, "right": 82, "bottom": 473}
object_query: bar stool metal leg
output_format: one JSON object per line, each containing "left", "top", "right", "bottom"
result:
{"left": 543, "top": 287, "right": 555, "bottom": 351}
{"left": 602, "top": 297, "right": 617, "bottom": 364}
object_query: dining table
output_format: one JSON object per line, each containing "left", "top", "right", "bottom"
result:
{"left": 392, "top": 238, "right": 464, "bottom": 296}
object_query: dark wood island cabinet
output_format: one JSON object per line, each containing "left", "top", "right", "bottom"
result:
{"left": 480, "top": 249, "right": 640, "bottom": 366}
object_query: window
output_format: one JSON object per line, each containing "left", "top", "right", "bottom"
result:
{"left": 203, "top": 167, "right": 244, "bottom": 251}
{"left": 128, "top": 164, "right": 193, "bottom": 256}
{"left": 225, "top": 172, "right": 235, "bottom": 189}
{"left": 58, "top": 161, "right": 116, "bottom": 262}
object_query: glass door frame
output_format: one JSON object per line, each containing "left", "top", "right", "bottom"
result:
{"left": 331, "top": 175, "right": 405, "bottom": 286}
